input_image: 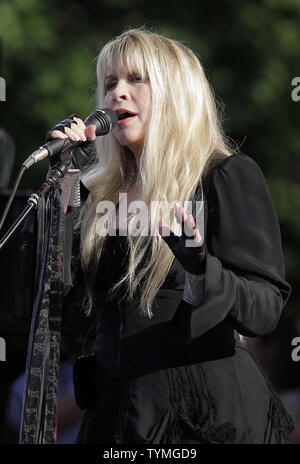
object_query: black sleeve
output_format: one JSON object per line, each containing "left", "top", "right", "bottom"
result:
{"left": 175, "top": 152, "right": 292, "bottom": 341}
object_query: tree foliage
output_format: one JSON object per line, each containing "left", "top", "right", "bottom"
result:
{"left": 0, "top": 0, "right": 299, "bottom": 320}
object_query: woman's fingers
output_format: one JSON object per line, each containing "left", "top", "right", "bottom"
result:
{"left": 193, "top": 228, "right": 202, "bottom": 244}
{"left": 159, "top": 204, "right": 202, "bottom": 244}
{"left": 72, "top": 116, "right": 86, "bottom": 131}
{"left": 174, "top": 202, "right": 202, "bottom": 243}
{"left": 187, "top": 214, "right": 195, "bottom": 229}
{"left": 50, "top": 130, "right": 68, "bottom": 139}
{"left": 174, "top": 202, "right": 187, "bottom": 222}
{"left": 85, "top": 124, "right": 97, "bottom": 141}
{"left": 49, "top": 117, "right": 96, "bottom": 142}
{"left": 70, "top": 117, "right": 96, "bottom": 141}
{"left": 158, "top": 219, "right": 172, "bottom": 237}
{"left": 174, "top": 202, "right": 193, "bottom": 233}
{"left": 64, "top": 124, "right": 86, "bottom": 142}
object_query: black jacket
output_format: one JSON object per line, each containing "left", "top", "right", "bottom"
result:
{"left": 67, "top": 152, "right": 291, "bottom": 380}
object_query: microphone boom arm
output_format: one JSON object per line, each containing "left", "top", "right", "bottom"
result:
{"left": 0, "top": 154, "right": 74, "bottom": 251}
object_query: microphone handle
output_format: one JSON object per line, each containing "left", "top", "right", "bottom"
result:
{"left": 43, "top": 137, "right": 81, "bottom": 157}
{"left": 22, "top": 138, "right": 81, "bottom": 169}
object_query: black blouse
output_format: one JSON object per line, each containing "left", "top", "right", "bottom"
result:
{"left": 70, "top": 151, "right": 291, "bottom": 381}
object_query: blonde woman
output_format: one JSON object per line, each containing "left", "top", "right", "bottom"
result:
{"left": 49, "top": 28, "right": 294, "bottom": 444}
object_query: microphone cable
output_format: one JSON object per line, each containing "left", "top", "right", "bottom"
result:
{"left": 0, "top": 164, "right": 26, "bottom": 234}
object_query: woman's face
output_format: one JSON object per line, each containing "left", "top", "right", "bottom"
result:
{"left": 103, "top": 66, "right": 152, "bottom": 157}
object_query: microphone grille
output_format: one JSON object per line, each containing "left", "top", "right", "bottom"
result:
{"left": 85, "top": 108, "right": 117, "bottom": 136}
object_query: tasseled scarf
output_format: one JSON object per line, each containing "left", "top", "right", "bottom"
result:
{"left": 19, "top": 187, "right": 65, "bottom": 444}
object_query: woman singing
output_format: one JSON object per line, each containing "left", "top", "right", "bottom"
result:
{"left": 49, "top": 28, "right": 294, "bottom": 444}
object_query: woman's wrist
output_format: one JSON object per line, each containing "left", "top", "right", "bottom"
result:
{"left": 183, "top": 270, "right": 206, "bottom": 306}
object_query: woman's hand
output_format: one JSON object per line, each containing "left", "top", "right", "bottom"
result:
{"left": 49, "top": 114, "right": 96, "bottom": 143}
{"left": 46, "top": 114, "right": 97, "bottom": 169}
{"left": 158, "top": 202, "right": 206, "bottom": 274}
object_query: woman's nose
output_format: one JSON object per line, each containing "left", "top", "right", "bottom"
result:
{"left": 112, "top": 80, "right": 130, "bottom": 101}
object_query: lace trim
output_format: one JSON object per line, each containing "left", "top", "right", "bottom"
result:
{"left": 164, "top": 364, "right": 294, "bottom": 444}
{"left": 164, "top": 365, "right": 239, "bottom": 444}
{"left": 264, "top": 391, "right": 295, "bottom": 443}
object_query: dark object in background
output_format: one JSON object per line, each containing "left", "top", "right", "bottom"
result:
{"left": 0, "top": 128, "right": 15, "bottom": 189}
{"left": 0, "top": 190, "right": 34, "bottom": 443}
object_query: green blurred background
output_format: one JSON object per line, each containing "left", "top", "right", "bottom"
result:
{"left": 0, "top": 0, "right": 299, "bottom": 321}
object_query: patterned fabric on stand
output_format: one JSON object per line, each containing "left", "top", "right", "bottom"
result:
{"left": 19, "top": 187, "right": 65, "bottom": 444}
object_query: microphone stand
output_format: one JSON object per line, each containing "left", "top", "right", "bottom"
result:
{"left": 16, "top": 152, "right": 74, "bottom": 444}
{"left": 0, "top": 155, "right": 73, "bottom": 251}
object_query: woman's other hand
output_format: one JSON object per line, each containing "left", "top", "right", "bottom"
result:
{"left": 158, "top": 202, "right": 206, "bottom": 275}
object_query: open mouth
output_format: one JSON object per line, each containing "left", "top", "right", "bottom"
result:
{"left": 116, "top": 110, "right": 137, "bottom": 123}
{"left": 118, "top": 112, "right": 135, "bottom": 120}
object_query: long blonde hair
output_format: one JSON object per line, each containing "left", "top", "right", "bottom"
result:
{"left": 80, "top": 28, "right": 234, "bottom": 316}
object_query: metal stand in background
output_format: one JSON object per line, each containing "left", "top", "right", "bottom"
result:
{"left": 0, "top": 155, "right": 73, "bottom": 251}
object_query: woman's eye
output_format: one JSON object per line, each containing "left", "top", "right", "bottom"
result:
{"left": 106, "top": 81, "right": 117, "bottom": 91}
{"left": 131, "top": 74, "right": 142, "bottom": 82}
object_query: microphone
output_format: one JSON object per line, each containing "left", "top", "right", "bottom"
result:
{"left": 23, "top": 108, "right": 117, "bottom": 169}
